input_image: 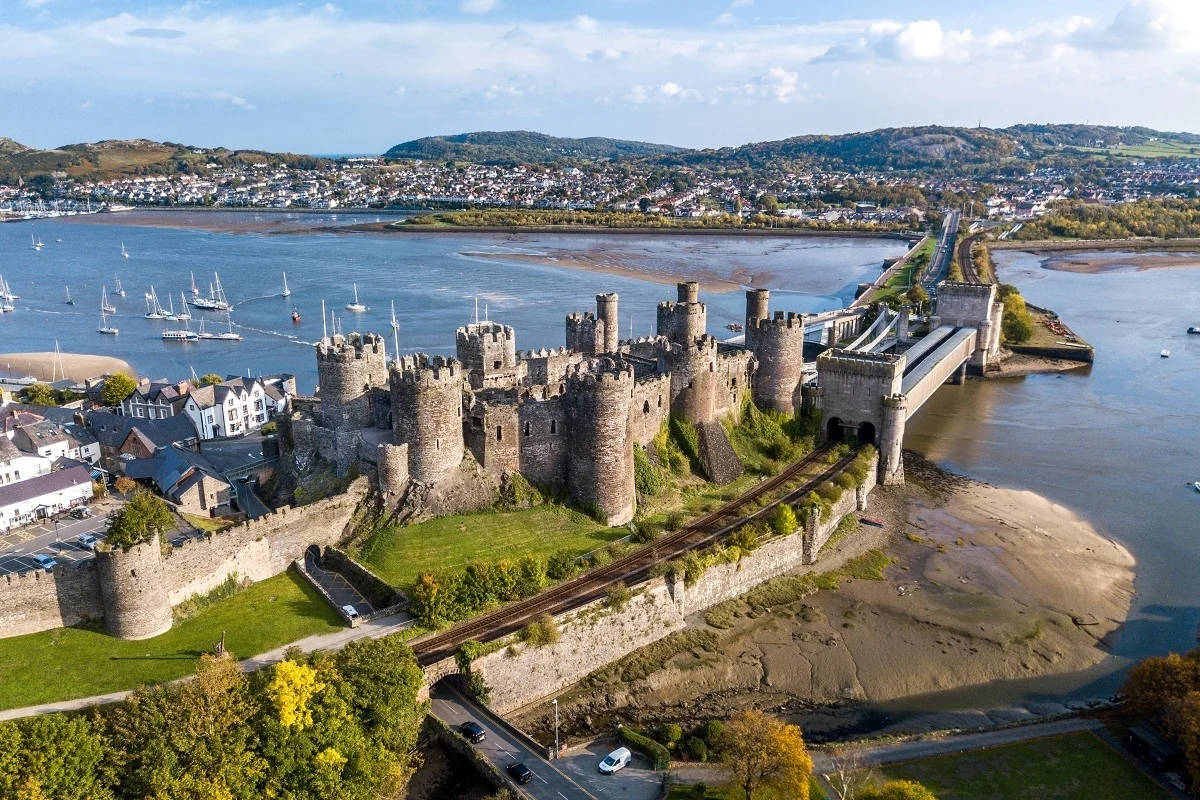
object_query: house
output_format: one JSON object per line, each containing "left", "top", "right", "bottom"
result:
{"left": 85, "top": 411, "right": 200, "bottom": 473}
{"left": 181, "top": 377, "right": 270, "bottom": 439}
{"left": 11, "top": 420, "right": 100, "bottom": 466}
{"left": 0, "top": 436, "right": 51, "bottom": 487}
{"left": 0, "top": 465, "right": 93, "bottom": 531}
{"left": 119, "top": 380, "right": 191, "bottom": 420}
{"left": 123, "top": 445, "right": 233, "bottom": 516}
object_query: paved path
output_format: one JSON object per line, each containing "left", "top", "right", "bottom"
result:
{"left": 809, "top": 716, "right": 1103, "bottom": 774}
{"left": 0, "top": 610, "right": 414, "bottom": 722}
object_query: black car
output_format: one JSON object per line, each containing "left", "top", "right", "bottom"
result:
{"left": 459, "top": 721, "right": 486, "bottom": 744}
{"left": 506, "top": 762, "right": 533, "bottom": 784}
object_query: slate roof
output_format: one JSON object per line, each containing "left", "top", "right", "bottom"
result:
{"left": 0, "top": 465, "right": 91, "bottom": 509}
{"left": 84, "top": 411, "right": 199, "bottom": 449}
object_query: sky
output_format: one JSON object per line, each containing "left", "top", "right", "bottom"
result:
{"left": 1, "top": 0, "right": 1198, "bottom": 154}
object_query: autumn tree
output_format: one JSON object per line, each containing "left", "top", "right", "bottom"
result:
{"left": 200, "top": 373, "right": 224, "bottom": 386}
{"left": 18, "top": 384, "right": 57, "bottom": 407}
{"left": 719, "top": 710, "right": 812, "bottom": 800}
{"left": 859, "top": 780, "right": 939, "bottom": 800}
{"left": 267, "top": 659, "right": 325, "bottom": 730}
{"left": 0, "top": 715, "right": 108, "bottom": 800}
{"left": 113, "top": 476, "right": 137, "bottom": 495}
{"left": 1122, "top": 651, "right": 1200, "bottom": 716}
{"left": 100, "top": 373, "right": 138, "bottom": 407}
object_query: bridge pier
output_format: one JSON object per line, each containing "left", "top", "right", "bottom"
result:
{"left": 949, "top": 362, "right": 967, "bottom": 385}
{"left": 897, "top": 305, "right": 911, "bottom": 344}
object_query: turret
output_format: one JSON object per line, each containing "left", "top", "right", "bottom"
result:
{"left": 95, "top": 541, "right": 173, "bottom": 640}
{"left": 596, "top": 293, "right": 619, "bottom": 353}
{"left": 745, "top": 288, "right": 770, "bottom": 350}
{"left": 390, "top": 354, "right": 464, "bottom": 484}
{"left": 750, "top": 311, "right": 807, "bottom": 415}
{"left": 657, "top": 281, "right": 707, "bottom": 346}
{"left": 564, "top": 358, "right": 635, "bottom": 526}
{"left": 456, "top": 322, "right": 518, "bottom": 389}
{"left": 315, "top": 332, "right": 388, "bottom": 431}
{"left": 668, "top": 335, "right": 719, "bottom": 424}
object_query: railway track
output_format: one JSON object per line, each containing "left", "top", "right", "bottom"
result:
{"left": 957, "top": 229, "right": 985, "bottom": 284}
{"left": 412, "top": 444, "right": 860, "bottom": 666}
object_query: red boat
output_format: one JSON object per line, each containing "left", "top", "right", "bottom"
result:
{"left": 291, "top": 310, "right": 301, "bottom": 323}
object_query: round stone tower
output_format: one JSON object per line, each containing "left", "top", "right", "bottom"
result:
{"left": 880, "top": 394, "right": 907, "bottom": 486}
{"left": 95, "top": 540, "right": 173, "bottom": 640}
{"left": 564, "top": 358, "right": 635, "bottom": 526}
{"left": 669, "top": 336, "right": 719, "bottom": 424}
{"left": 376, "top": 441, "right": 410, "bottom": 497}
{"left": 455, "top": 322, "right": 517, "bottom": 389}
{"left": 316, "top": 332, "right": 388, "bottom": 431}
{"left": 751, "top": 311, "right": 807, "bottom": 415}
{"left": 656, "top": 281, "right": 707, "bottom": 346}
{"left": 391, "top": 354, "right": 464, "bottom": 484}
{"left": 744, "top": 288, "right": 770, "bottom": 350}
{"left": 596, "top": 293, "right": 619, "bottom": 353}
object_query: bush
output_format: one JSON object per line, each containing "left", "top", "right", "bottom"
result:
{"left": 631, "top": 521, "right": 661, "bottom": 544}
{"left": 546, "top": 549, "right": 578, "bottom": 581}
{"left": 771, "top": 503, "right": 798, "bottom": 537}
{"left": 618, "top": 725, "right": 671, "bottom": 770}
{"left": 520, "top": 614, "right": 560, "bottom": 647}
{"left": 700, "top": 719, "right": 725, "bottom": 749}
{"left": 653, "top": 423, "right": 689, "bottom": 475}
{"left": 656, "top": 722, "right": 684, "bottom": 749}
{"left": 605, "top": 583, "right": 633, "bottom": 612}
{"left": 634, "top": 444, "right": 666, "bottom": 496}
{"left": 684, "top": 736, "right": 707, "bottom": 762}
{"left": 730, "top": 522, "right": 762, "bottom": 553}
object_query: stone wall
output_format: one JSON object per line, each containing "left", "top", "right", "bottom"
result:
{"left": 0, "top": 563, "right": 102, "bottom": 638}
{"left": 516, "top": 391, "right": 567, "bottom": 490}
{"left": 468, "top": 465, "right": 877, "bottom": 713}
{"left": 629, "top": 373, "right": 671, "bottom": 449}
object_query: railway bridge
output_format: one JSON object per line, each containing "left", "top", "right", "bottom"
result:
{"left": 806, "top": 280, "right": 1004, "bottom": 484}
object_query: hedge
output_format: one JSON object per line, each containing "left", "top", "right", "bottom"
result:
{"left": 618, "top": 725, "right": 671, "bottom": 770}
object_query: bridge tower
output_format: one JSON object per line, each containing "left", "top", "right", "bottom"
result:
{"left": 931, "top": 281, "right": 1004, "bottom": 370}
{"left": 813, "top": 349, "right": 906, "bottom": 484}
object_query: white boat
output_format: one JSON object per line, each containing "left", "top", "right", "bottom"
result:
{"left": 390, "top": 299, "right": 400, "bottom": 331}
{"left": 0, "top": 301, "right": 13, "bottom": 313}
{"left": 1188, "top": 326, "right": 1200, "bottom": 335}
{"left": 100, "top": 287, "right": 116, "bottom": 314}
{"left": 189, "top": 272, "right": 199, "bottom": 296}
{"left": 64, "top": 286, "right": 74, "bottom": 306}
{"left": 97, "top": 309, "right": 118, "bottom": 336}
{"left": 190, "top": 273, "right": 231, "bottom": 311}
{"left": 114, "top": 275, "right": 126, "bottom": 297}
{"left": 1161, "top": 349, "right": 1171, "bottom": 358}
{"left": 203, "top": 314, "right": 243, "bottom": 342}
{"left": 120, "top": 242, "right": 129, "bottom": 259}
{"left": 161, "top": 328, "right": 197, "bottom": 342}
{"left": 144, "top": 288, "right": 165, "bottom": 320}
{"left": 0, "top": 276, "right": 17, "bottom": 302}
{"left": 30, "top": 234, "right": 42, "bottom": 251}
{"left": 175, "top": 292, "right": 191, "bottom": 321}
{"left": 281, "top": 272, "right": 291, "bottom": 298}
{"left": 346, "top": 283, "right": 367, "bottom": 312}
{"left": 1193, "top": 481, "right": 1200, "bottom": 493}
{"left": 164, "top": 294, "right": 177, "bottom": 320}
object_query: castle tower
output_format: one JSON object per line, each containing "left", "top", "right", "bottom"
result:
{"left": 657, "top": 281, "right": 707, "bottom": 346}
{"left": 391, "top": 354, "right": 464, "bottom": 484}
{"left": 668, "top": 335, "right": 719, "bottom": 424}
{"left": 95, "top": 541, "right": 173, "bottom": 640}
{"left": 596, "top": 293, "right": 619, "bottom": 353}
{"left": 744, "top": 289, "right": 770, "bottom": 350}
{"left": 880, "top": 394, "right": 907, "bottom": 485}
{"left": 456, "top": 322, "right": 518, "bottom": 389}
{"left": 315, "top": 332, "right": 388, "bottom": 431}
{"left": 564, "top": 358, "right": 635, "bottom": 526}
{"left": 751, "top": 311, "right": 807, "bottom": 415}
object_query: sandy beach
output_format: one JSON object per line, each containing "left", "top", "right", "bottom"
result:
{"left": 459, "top": 250, "right": 748, "bottom": 293}
{"left": 1041, "top": 252, "right": 1200, "bottom": 274}
{"left": 0, "top": 352, "right": 133, "bottom": 382}
{"left": 514, "top": 456, "right": 1134, "bottom": 741}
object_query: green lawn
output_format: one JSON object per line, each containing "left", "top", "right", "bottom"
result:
{"left": 869, "top": 236, "right": 935, "bottom": 304}
{"left": 0, "top": 568, "right": 344, "bottom": 711}
{"left": 1071, "top": 141, "right": 1200, "bottom": 159}
{"left": 873, "top": 731, "right": 1168, "bottom": 800}
{"left": 354, "top": 506, "right": 626, "bottom": 589}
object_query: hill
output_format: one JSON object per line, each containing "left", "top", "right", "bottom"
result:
{"left": 383, "top": 130, "right": 685, "bottom": 164}
{"left": 0, "top": 139, "right": 330, "bottom": 185}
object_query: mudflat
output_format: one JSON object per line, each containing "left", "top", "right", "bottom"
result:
{"left": 1042, "top": 251, "right": 1200, "bottom": 274}
{"left": 0, "top": 352, "right": 133, "bottom": 382}
{"left": 516, "top": 457, "right": 1134, "bottom": 741}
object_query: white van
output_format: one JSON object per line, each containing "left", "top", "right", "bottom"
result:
{"left": 598, "top": 747, "right": 632, "bottom": 774}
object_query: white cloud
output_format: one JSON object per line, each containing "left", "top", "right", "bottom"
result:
{"left": 743, "top": 66, "right": 800, "bottom": 102}
{"left": 212, "top": 91, "right": 255, "bottom": 110}
{"left": 573, "top": 15, "right": 597, "bottom": 33}
{"left": 484, "top": 83, "right": 523, "bottom": 100}
{"left": 460, "top": 0, "right": 499, "bottom": 14}
{"left": 626, "top": 81, "right": 701, "bottom": 104}
{"left": 731, "top": 0, "right": 753, "bottom": 7}
{"left": 817, "top": 19, "right": 973, "bottom": 63}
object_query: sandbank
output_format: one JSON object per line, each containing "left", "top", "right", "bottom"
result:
{"left": 0, "top": 352, "right": 134, "bottom": 383}
{"left": 1041, "top": 252, "right": 1200, "bottom": 274}
{"left": 458, "top": 250, "right": 746, "bottom": 293}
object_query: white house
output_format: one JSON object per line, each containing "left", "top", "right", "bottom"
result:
{"left": 11, "top": 420, "right": 101, "bottom": 466}
{"left": 118, "top": 380, "right": 190, "bottom": 420}
{"left": 181, "top": 378, "right": 269, "bottom": 439}
{"left": 0, "top": 436, "right": 51, "bottom": 487}
{"left": 0, "top": 465, "right": 93, "bottom": 531}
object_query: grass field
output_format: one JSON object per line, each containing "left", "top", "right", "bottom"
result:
{"left": 869, "top": 236, "right": 935, "bottom": 304}
{"left": 354, "top": 505, "right": 626, "bottom": 589}
{"left": 1069, "top": 140, "right": 1200, "bottom": 159}
{"left": 666, "top": 776, "right": 827, "bottom": 799}
{"left": 0, "top": 568, "right": 343, "bottom": 710}
{"left": 873, "top": 731, "right": 1168, "bottom": 800}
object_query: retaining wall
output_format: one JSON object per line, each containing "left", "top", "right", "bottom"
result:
{"left": 467, "top": 460, "right": 876, "bottom": 713}
{"left": 0, "top": 563, "right": 103, "bottom": 638}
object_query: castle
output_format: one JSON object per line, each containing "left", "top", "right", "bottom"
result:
{"left": 285, "top": 281, "right": 822, "bottom": 526}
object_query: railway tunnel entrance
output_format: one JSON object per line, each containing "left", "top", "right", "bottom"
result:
{"left": 857, "top": 421, "right": 877, "bottom": 446}
{"left": 826, "top": 417, "right": 845, "bottom": 443}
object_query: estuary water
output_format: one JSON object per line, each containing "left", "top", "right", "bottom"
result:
{"left": 1, "top": 211, "right": 904, "bottom": 390}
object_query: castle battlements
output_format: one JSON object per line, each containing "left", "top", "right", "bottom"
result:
{"left": 754, "top": 311, "right": 806, "bottom": 330}
{"left": 567, "top": 357, "right": 633, "bottom": 388}
{"left": 394, "top": 353, "right": 461, "bottom": 383}
{"left": 316, "top": 332, "right": 387, "bottom": 363}
{"left": 456, "top": 322, "right": 515, "bottom": 345}
{"left": 519, "top": 345, "right": 573, "bottom": 360}
{"left": 818, "top": 349, "right": 903, "bottom": 378}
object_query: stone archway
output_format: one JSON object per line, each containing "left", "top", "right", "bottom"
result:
{"left": 858, "top": 421, "right": 877, "bottom": 446}
{"left": 826, "top": 417, "right": 845, "bottom": 443}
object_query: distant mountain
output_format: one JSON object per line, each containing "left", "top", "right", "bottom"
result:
{"left": 384, "top": 124, "right": 1200, "bottom": 172}
{"left": 0, "top": 139, "right": 329, "bottom": 185}
{"left": 383, "top": 130, "right": 686, "bottom": 164}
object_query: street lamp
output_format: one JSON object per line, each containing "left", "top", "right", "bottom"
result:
{"left": 552, "top": 698, "right": 559, "bottom": 759}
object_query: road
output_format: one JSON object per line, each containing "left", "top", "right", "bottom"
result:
{"left": 0, "top": 510, "right": 111, "bottom": 575}
{"left": 921, "top": 209, "right": 961, "bottom": 292}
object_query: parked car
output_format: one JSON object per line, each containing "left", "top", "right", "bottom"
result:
{"left": 505, "top": 762, "right": 533, "bottom": 784}
{"left": 341, "top": 604, "right": 362, "bottom": 626}
{"left": 77, "top": 533, "right": 99, "bottom": 550}
{"left": 29, "top": 554, "right": 57, "bottom": 571}
{"left": 598, "top": 746, "right": 632, "bottom": 775}
{"left": 459, "top": 721, "right": 486, "bottom": 743}
{"left": 70, "top": 507, "right": 93, "bottom": 519}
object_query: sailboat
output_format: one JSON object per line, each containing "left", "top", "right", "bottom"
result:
{"left": 346, "top": 283, "right": 366, "bottom": 312}
{"left": 165, "top": 294, "right": 177, "bottom": 320}
{"left": 189, "top": 272, "right": 199, "bottom": 296}
{"left": 214, "top": 314, "right": 242, "bottom": 341}
{"left": 190, "top": 272, "right": 231, "bottom": 311}
{"left": 0, "top": 276, "right": 17, "bottom": 302}
{"left": 144, "top": 287, "right": 165, "bottom": 320}
{"left": 390, "top": 300, "right": 400, "bottom": 332}
{"left": 113, "top": 275, "right": 126, "bottom": 297}
{"left": 100, "top": 287, "right": 116, "bottom": 314}
{"left": 175, "top": 292, "right": 191, "bottom": 321}
{"left": 30, "top": 234, "right": 42, "bottom": 251}
{"left": 281, "top": 272, "right": 291, "bottom": 298}
{"left": 120, "top": 242, "right": 129, "bottom": 259}
{"left": 97, "top": 305, "right": 118, "bottom": 335}
{"left": 64, "top": 286, "right": 74, "bottom": 306}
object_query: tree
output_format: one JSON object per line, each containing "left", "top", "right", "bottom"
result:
{"left": 719, "top": 710, "right": 812, "bottom": 800}
{"left": 905, "top": 285, "right": 928, "bottom": 308}
{"left": 336, "top": 637, "right": 426, "bottom": 754}
{"left": 100, "top": 373, "right": 138, "bottom": 407}
{"left": 772, "top": 503, "right": 798, "bottom": 537}
{"left": 638, "top": 197, "right": 651, "bottom": 214}
{"left": 200, "top": 373, "right": 224, "bottom": 386}
{"left": 0, "top": 715, "right": 109, "bottom": 800}
{"left": 267, "top": 659, "right": 325, "bottom": 730}
{"left": 113, "top": 476, "right": 137, "bottom": 495}
{"left": 760, "top": 194, "right": 780, "bottom": 214}
{"left": 859, "top": 780, "right": 939, "bottom": 800}
{"left": 18, "top": 384, "right": 57, "bottom": 407}
{"left": 825, "top": 746, "right": 872, "bottom": 800}
{"left": 104, "top": 489, "right": 174, "bottom": 550}
{"left": 1122, "top": 651, "right": 1200, "bottom": 716}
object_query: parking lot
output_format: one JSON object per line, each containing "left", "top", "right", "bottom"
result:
{"left": 0, "top": 510, "right": 113, "bottom": 575}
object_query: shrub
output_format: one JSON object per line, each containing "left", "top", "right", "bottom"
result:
{"left": 684, "top": 736, "right": 707, "bottom": 762}
{"left": 618, "top": 726, "right": 671, "bottom": 770}
{"left": 605, "top": 583, "right": 633, "bottom": 612}
{"left": 631, "top": 521, "right": 661, "bottom": 544}
{"left": 634, "top": 444, "right": 666, "bottom": 496}
{"left": 730, "top": 522, "right": 762, "bottom": 552}
{"left": 514, "top": 554, "right": 547, "bottom": 598}
{"left": 771, "top": 503, "right": 798, "bottom": 537}
{"left": 834, "top": 472, "right": 857, "bottom": 491}
{"left": 700, "top": 719, "right": 725, "bottom": 749}
{"left": 815, "top": 481, "right": 842, "bottom": 503}
{"left": 546, "top": 549, "right": 578, "bottom": 581}
{"left": 670, "top": 416, "right": 702, "bottom": 465}
{"left": 520, "top": 614, "right": 560, "bottom": 647}
{"left": 656, "top": 722, "right": 684, "bottom": 749}
{"left": 653, "top": 423, "right": 689, "bottom": 475}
